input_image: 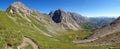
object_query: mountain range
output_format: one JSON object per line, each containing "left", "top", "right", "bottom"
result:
{"left": 0, "top": 2, "right": 120, "bottom": 49}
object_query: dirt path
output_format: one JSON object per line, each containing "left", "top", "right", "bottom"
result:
{"left": 17, "top": 37, "right": 39, "bottom": 49}
{"left": 73, "top": 38, "right": 97, "bottom": 44}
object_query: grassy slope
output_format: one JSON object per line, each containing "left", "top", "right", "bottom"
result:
{"left": 0, "top": 11, "right": 120, "bottom": 49}
{"left": 0, "top": 11, "right": 22, "bottom": 49}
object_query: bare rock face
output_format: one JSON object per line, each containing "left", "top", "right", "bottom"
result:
{"left": 49, "top": 9, "right": 62, "bottom": 23}
{"left": 49, "top": 9, "right": 82, "bottom": 30}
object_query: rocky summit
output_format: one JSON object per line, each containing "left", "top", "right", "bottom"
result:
{"left": 49, "top": 9, "right": 82, "bottom": 30}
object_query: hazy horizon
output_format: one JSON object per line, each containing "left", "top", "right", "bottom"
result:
{"left": 0, "top": 0, "right": 120, "bottom": 17}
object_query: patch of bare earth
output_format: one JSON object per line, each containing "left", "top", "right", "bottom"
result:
{"left": 17, "top": 37, "right": 40, "bottom": 49}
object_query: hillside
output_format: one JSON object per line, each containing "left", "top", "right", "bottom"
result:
{"left": 74, "top": 16, "right": 120, "bottom": 46}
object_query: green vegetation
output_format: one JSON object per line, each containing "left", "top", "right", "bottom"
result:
{"left": 0, "top": 11, "right": 22, "bottom": 49}
{"left": 55, "top": 30, "right": 92, "bottom": 43}
{"left": 80, "top": 21, "right": 100, "bottom": 31}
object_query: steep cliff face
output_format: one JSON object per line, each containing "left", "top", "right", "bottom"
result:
{"left": 50, "top": 9, "right": 62, "bottom": 23}
{"left": 49, "top": 9, "right": 82, "bottom": 30}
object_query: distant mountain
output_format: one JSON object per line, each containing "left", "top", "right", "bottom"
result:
{"left": 84, "top": 17, "right": 116, "bottom": 31}
{"left": 89, "top": 17, "right": 116, "bottom": 26}
{"left": 71, "top": 16, "right": 116, "bottom": 31}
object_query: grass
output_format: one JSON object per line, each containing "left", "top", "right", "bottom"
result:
{"left": 0, "top": 11, "right": 22, "bottom": 49}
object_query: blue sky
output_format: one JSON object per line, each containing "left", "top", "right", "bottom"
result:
{"left": 0, "top": 0, "right": 120, "bottom": 17}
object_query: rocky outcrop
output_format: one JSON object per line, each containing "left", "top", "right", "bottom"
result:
{"left": 49, "top": 9, "right": 62, "bottom": 23}
{"left": 49, "top": 9, "right": 82, "bottom": 30}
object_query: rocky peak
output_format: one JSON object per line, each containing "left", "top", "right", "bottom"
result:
{"left": 49, "top": 9, "right": 82, "bottom": 30}
{"left": 49, "top": 10, "right": 55, "bottom": 17}
{"left": 11, "top": 2, "right": 27, "bottom": 9}
{"left": 49, "top": 9, "right": 64, "bottom": 23}
{"left": 6, "top": 2, "right": 31, "bottom": 14}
